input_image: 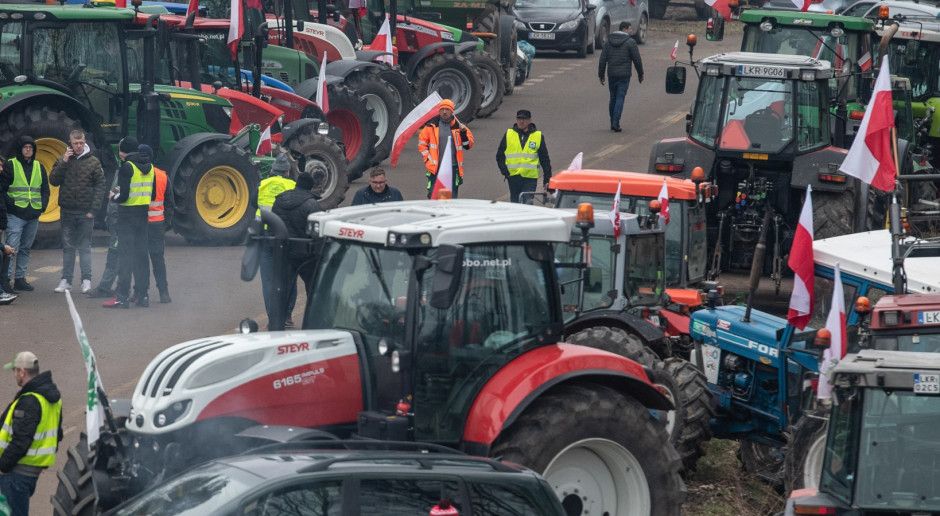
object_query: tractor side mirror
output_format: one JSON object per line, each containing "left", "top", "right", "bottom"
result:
{"left": 666, "top": 65, "right": 686, "bottom": 95}
{"left": 705, "top": 15, "right": 724, "bottom": 41}
{"left": 430, "top": 244, "right": 465, "bottom": 309}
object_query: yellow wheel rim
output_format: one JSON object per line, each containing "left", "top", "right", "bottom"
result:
{"left": 35, "top": 137, "right": 68, "bottom": 224}
{"left": 195, "top": 165, "right": 249, "bottom": 229}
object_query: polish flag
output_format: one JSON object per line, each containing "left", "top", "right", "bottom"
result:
{"left": 390, "top": 91, "right": 443, "bottom": 166}
{"left": 704, "top": 0, "right": 731, "bottom": 20}
{"left": 371, "top": 16, "right": 395, "bottom": 66}
{"left": 316, "top": 51, "right": 329, "bottom": 114}
{"left": 657, "top": 179, "right": 670, "bottom": 224}
{"left": 858, "top": 50, "right": 872, "bottom": 72}
{"left": 255, "top": 126, "right": 272, "bottom": 156}
{"left": 431, "top": 136, "right": 454, "bottom": 199}
{"left": 840, "top": 55, "right": 896, "bottom": 192}
{"left": 185, "top": 0, "right": 199, "bottom": 19}
{"left": 567, "top": 152, "right": 583, "bottom": 171}
{"left": 787, "top": 185, "right": 814, "bottom": 330}
{"left": 670, "top": 40, "right": 679, "bottom": 61}
{"left": 817, "top": 263, "right": 848, "bottom": 400}
{"left": 227, "top": 0, "right": 244, "bottom": 59}
{"left": 608, "top": 180, "right": 622, "bottom": 238}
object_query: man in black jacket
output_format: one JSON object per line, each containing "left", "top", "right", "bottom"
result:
{"left": 272, "top": 173, "right": 322, "bottom": 328}
{"left": 351, "top": 167, "right": 404, "bottom": 205}
{"left": 0, "top": 352, "right": 62, "bottom": 516}
{"left": 1, "top": 136, "right": 49, "bottom": 292}
{"left": 496, "top": 110, "right": 552, "bottom": 203}
{"left": 598, "top": 22, "right": 644, "bottom": 132}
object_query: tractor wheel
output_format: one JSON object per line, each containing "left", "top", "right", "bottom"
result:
{"left": 738, "top": 441, "right": 785, "bottom": 488}
{"left": 492, "top": 383, "right": 686, "bottom": 516}
{"left": 324, "top": 84, "right": 378, "bottom": 181}
{"left": 813, "top": 189, "right": 857, "bottom": 239}
{"left": 567, "top": 326, "right": 659, "bottom": 366}
{"left": 595, "top": 18, "right": 610, "bottom": 49}
{"left": 660, "top": 357, "right": 715, "bottom": 472}
{"left": 379, "top": 68, "right": 416, "bottom": 117}
{"left": 51, "top": 433, "right": 97, "bottom": 516}
{"left": 345, "top": 69, "right": 402, "bottom": 165}
{"left": 649, "top": 0, "right": 668, "bottom": 19}
{"left": 284, "top": 125, "right": 349, "bottom": 209}
{"left": 784, "top": 410, "right": 829, "bottom": 494}
{"left": 415, "top": 53, "right": 482, "bottom": 123}
{"left": 468, "top": 52, "right": 505, "bottom": 119}
{"left": 636, "top": 13, "right": 649, "bottom": 44}
{"left": 499, "top": 14, "right": 519, "bottom": 95}
{"left": 172, "top": 141, "right": 259, "bottom": 245}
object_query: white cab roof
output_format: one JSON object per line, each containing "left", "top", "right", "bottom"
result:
{"left": 702, "top": 51, "right": 832, "bottom": 70}
{"left": 813, "top": 229, "right": 940, "bottom": 293}
{"left": 308, "top": 199, "right": 577, "bottom": 246}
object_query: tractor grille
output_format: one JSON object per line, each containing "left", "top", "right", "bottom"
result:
{"left": 140, "top": 340, "right": 232, "bottom": 398}
{"left": 529, "top": 22, "right": 556, "bottom": 32}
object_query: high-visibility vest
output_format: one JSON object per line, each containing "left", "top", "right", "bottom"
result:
{"left": 121, "top": 163, "right": 155, "bottom": 207}
{"left": 255, "top": 176, "right": 295, "bottom": 219}
{"left": 148, "top": 167, "right": 169, "bottom": 223}
{"left": 418, "top": 122, "right": 473, "bottom": 178}
{"left": 504, "top": 129, "right": 542, "bottom": 179}
{"left": 0, "top": 392, "right": 62, "bottom": 468}
{"left": 7, "top": 158, "right": 42, "bottom": 209}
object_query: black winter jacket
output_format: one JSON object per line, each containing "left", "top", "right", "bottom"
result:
{"left": 0, "top": 371, "right": 63, "bottom": 474}
{"left": 598, "top": 32, "right": 644, "bottom": 81}
{"left": 272, "top": 187, "right": 322, "bottom": 261}
{"left": 113, "top": 152, "right": 155, "bottom": 216}
{"left": 351, "top": 184, "right": 404, "bottom": 205}
{"left": 1, "top": 136, "right": 50, "bottom": 221}
{"left": 495, "top": 123, "right": 552, "bottom": 183}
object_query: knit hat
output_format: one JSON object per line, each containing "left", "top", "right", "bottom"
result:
{"left": 137, "top": 144, "right": 154, "bottom": 160}
{"left": 438, "top": 99, "right": 455, "bottom": 111}
{"left": 271, "top": 154, "right": 291, "bottom": 175}
{"left": 119, "top": 136, "right": 139, "bottom": 154}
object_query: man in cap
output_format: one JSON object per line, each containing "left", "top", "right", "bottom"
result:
{"left": 418, "top": 99, "right": 474, "bottom": 198}
{"left": 0, "top": 352, "right": 62, "bottom": 516}
{"left": 496, "top": 109, "right": 552, "bottom": 203}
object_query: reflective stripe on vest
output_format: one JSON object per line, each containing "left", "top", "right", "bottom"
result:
{"left": 7, "top": 159, "right": 42, "bottom": 209}
{"left": 148, "top": 168, "right": 169, "bottom": 222}
{"left": 504, "top": 129, "right": 542, "bottom": 179}
{"left": 121, "top": 163, "right": 155, "bottom": 207}
{"left": 0, "top": 392, "right": 62, "bottom": 468}
{"left": 255, "top": 176, "right": 296, "bottom": 219}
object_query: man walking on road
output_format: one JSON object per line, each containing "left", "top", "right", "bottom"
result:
{"left": 272, "top": 172, "right": 322, "bottom": 328}
{"left": 256, "top": 154, "right": 297, "bottom": 328}
{"left": 598, "top": 21, "right": 644, "bottom": 132}
{"left": 351, "top": 167, "right": 403, "bottom": 205}
{"left": 0, "top": 352, "right": 62, "bottom": 516}
{"left": 50, "top": 129, "right": 105, "bottom": 294}
{"left": 418, "top": 99, "right": 474, "bottom": 198}
{"left": 139, "top": 144, "right": 172, "bottom": 304}
{"left": 1, "top": 136, "right": 48, "bottom": 293}
{"left": 497, "top": 110, "right": 552, "bottom": 203}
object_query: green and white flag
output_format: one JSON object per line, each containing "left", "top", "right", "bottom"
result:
{"left": 65, "top": 290, "right": 105, "bottom": 449}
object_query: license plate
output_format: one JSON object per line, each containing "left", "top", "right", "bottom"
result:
{"left": 738, "top": 64, "right": 787, "bottom": 79}
{"left": 529, "top": 32, "right": 555, "bottom": 40}
{"left": 914, "top": 373, "right": 940, "bottom": 394}
{"left": 919, "top": 311, "right": 940, "bottom": 325}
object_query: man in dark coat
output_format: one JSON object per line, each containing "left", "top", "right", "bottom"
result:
{"left": 351, "top": 167, "right": 404, "bottom": 205}
{"left": 272, "top": 173, "right": 322, "bottom": 328}
{"left": 598, "top": 22, "right": 644, "bottom": 132}
{"left": 1, "top": 136, "right": 49, "bottom": 292}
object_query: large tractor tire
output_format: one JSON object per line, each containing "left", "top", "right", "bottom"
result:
{"left": 784, "top": 410, "right": 829, "bottom": 494}
{"left": 738, "top": 441, "right": 785, "bottom": 488}
{"left": 492, "top": 383, "right": 686, "bottom": 516}
{"left": 813, "top": 189, "right": 856, "bottom": 239}
{"left": 468, "top": 52, "right": 505, "bottom": 119}
{"left": 284, "top": 124, "right": 349, "bottom": 209}
{"left": 649, "top": 0, "right": 668, "bottom": 19}
{"left": 415, "top": 53, "right": 482, "bottom": 123}
{"left": 379, "top": 68, "right": 416, "bottom": 117}
{"left": 345, "top": 69, "right": 402, "bottom": 165}
{"left": 51, "top": 433, "right": 97, "bottom": 516}
{"left": 660, "top": 357, "right": 715, "bottom": 472}
{"left": 567, "top": 325, "right": 659, "bottom": 366}
{"left": 172, "top": 141, "right": 259, "bottom": 245}
{"left": 324, "top": 84, "right": 378, "bottom": 181}
{"left": 473, "top": 9, "right": 518, "bottom": 96}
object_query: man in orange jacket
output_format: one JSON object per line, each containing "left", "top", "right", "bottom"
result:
{"left": 418, "top": 99, "right": 474, "bottom": 198}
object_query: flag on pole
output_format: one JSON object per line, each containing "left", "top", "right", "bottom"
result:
{"left": 786, "top": 0, "right": 811, "bottom": 10}
{"left": 787, "top": 185, "right": 814, "bottom": 330}
{"left": 255, "top": 125, "right": 272, "bottom": 155}
{"left": 657, "top": 179, "right": 670, "bottom": 224}
{"left": 839, "top": 55, "right": 896, "bottom": 192}
{"left": 316, "top": 51, "right": 329, "bottom": 114}
{"left": 567, "top": 152, "right": 583, "bottom": 171}
{"left": 432, "top": 136, "right": 454, "bottom": 199}
{"left": 817, "top": 263, "right": 848, "bottom": 400}
{"left": 390, "top": 91, "right": 443, "bottom": 166}
{"left": 64, "top": 291, "right": 105, "bottom": 450}
{"left": 670, "top": 40, "right": 679, "bottom": 61}
{"left": 227, "top": 0, "right": 244, "bottom": 59}
{"left": 185, "top": 0, "right": 199, "bottom": 19}
{"left": 608, "top": 180, "right": 622, "bottom": 238}
{"left": 371, "top": 15, "right": 395, "bottom": 66}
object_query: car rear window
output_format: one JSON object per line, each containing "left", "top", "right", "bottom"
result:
{"left": 469, "top": 482, "right": 544, "bottom": 515}
{"left": 358, "top": 478, "right": 464, "bottom": 514}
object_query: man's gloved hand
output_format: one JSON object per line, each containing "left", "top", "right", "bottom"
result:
{"left": 459, "top": 128, "right": 468, "bottom": 140}
{"left": 599, "top": 77, "right": 605, "bottom": 86}
{"left": 638, "top": 75, "right": 644, "bottom": 84}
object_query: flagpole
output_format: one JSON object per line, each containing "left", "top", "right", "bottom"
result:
{"left": 891, "top": 126, "right": 900, "bottom": 185}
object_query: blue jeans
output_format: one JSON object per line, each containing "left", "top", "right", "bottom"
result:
{"left": 61, "top": 212, "right": 94, "bottom": 283}
{"left": 0, "top": 472, "right": 38, "bottom": 516}
{"left": 4, "top": 214, "right": 38, "bottom": 280}
{"left": 608, "top": 77, "right": 630, "bottom": 129}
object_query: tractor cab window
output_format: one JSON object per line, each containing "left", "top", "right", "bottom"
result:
{"left": 820, "top": 388, "right": 860, "bottom": 505}
{"left": 797, "top": 79, "right": 827, "bottom": 151}
{"left": 625, "top": 234, "right": 663, "bottom": 306}
{"left": 0, "top": 21, "right": 22, "bottom": 81}
{"left": 874, "top": 330, "right": 940, "bottom": 353}
{"left": 884, "top": 40, "right": 933, "bottom": 99}
{"left": 555, "top": 235, "right": 616, "bottom": 317}
{"left": 690, "top": 75, "right": 724, "bottom": 148}
{"left": 892, "top": 85, "right": 916, "bottom": 143}
{"left": 719, "top": 76, "right": 793, "bottom": 154}
{"left": 189, "top": 31, "right": 243, "bottom": 88}
{"left": 810, "top": 276, "right": 858, "bottom": 329}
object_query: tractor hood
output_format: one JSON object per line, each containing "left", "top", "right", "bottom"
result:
{"left": 691, "top": 305, "right": 789, "bottom": 366}
{"left": 127, "top": 330, "right": 364, "bottom": 435}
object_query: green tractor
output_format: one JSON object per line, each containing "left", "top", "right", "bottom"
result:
{"left": 0, "top": 3, "right": 262, "bottom": 246}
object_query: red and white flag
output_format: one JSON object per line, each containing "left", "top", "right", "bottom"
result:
{"left": 608, "top": 180, "right": 622, "bottom": 238}
{"left": 316, "top": 51, "right": 329, "bottom": 114}
{"left": 371, "top": 15, "right": 395, "bottom": 66}
{"left": 787, "top": 185, "right": 814, "bottom": 330}
{"left": 227, "top": 0, "right": 244, "bottom": 59}
{"left": 786, "top": 0, "right": 811, "bottom": 10}
{"left": 390, "top": 91, "right": 443, "bottom": 167}
{"left": 670, "top": 40, "right": 679, "bottom": 61}
{"left": 431, "top": 136, "right": 454, "bottom": 199}
{"left": 255, "top": 125, "right": 272, "bottom": 156}
{"left": 704, "top": 0, "right": 731, "bottom": 20}
{"left": 840, "top": 55, "right": 896, "bottom": 192}
{"left": 657, "top": 179, "right": 670, "bottom": 224}
{"left": 817, "top": 263, "right": 848, "bottom": 400}
{"left": 567, "top": 152, "right": 583, "bottom": 171}
{"left": 185, "top": 0, "right": 199, "bottom": 18}
{"left": 858, "top": 50, "right": 872, "bottom": 72}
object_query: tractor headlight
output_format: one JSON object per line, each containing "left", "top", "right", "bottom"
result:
{"left": 154, "top": 400, "right": 191, "bottom": 428}
{"left": 559, "top": 19, "right": 580, "bottom": 31}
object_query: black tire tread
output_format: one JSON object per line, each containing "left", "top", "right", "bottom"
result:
{"left": 414, "top": 53, "right": 482, "bottom": 123}
{"left": 784, "top": 409, "right": 829, "bottom": 494}
{"left": 468, "top": 51, "right": 505, "bottom": 119}
{"left": 662, "top": 357, "right": 715, "bottom": 472}
{"left": 51, "top": 433, "right": 97, "bottom": 516}
{"left": 567, "top": 325, "right": 659, "bottom": 367}
{"left": 344, "top": 69, "right": 401, "bottom": 164}
{"left": 324, "top": 84, "right": 378, "bottom": 180}
{"left": 813, "top": 189, "right": 856, "bottom": 239}
{"left": 285, "top": 125, "right": 349, "bottom": 209}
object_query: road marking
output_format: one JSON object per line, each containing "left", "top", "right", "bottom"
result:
{"left": 530, "top": 78, "right": 545, "bottom": 83}
{"left": 657, "top": 110, "right": 687, "bottom": 126}
{"left": 35, "top": 265, "right": 62, "bottom": 273}
{"left": 594, "top": 143, "right": 623, "bottom": 159}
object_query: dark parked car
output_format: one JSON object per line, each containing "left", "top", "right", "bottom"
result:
{"left": 105, "top": 441, "right": 568, "bottom": 516}
{"left": 514, "top": 0, "right": 597, "bottom": 58}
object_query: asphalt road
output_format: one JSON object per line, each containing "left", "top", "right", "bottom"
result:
{"left": 4, "top": 19, "right": 743, "bottom": 512}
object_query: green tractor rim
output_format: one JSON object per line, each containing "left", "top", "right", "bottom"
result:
{"left": 36, "top": 137, "right": 67, "bottom": 224}
{"left": 195, "top": 165, "right": 249, "bottom": 229}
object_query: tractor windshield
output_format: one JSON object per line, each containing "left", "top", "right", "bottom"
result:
{"left": 555, "top": 235, "right": 616, "bottom": 317}
{"left": 883, "top": 38, "right": 938, "bottom": 99}
{"left": 872, "top": 329, "right": 940, "bottom": 352}
{"left": 0, "top": 21, "right": 22, "bottom": 82}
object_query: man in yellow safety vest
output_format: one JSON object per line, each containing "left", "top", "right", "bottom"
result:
{"left": 0, "top": 352, "right": 62, "bottom": 516}
{"left": 1, "top": 136, "right": 49, "bottom": 293}
{"left": 255, "top": 154, "right": 298, "bottom": 328}
{"left": 496, "top": 110, "right": 552, "bottom": 203}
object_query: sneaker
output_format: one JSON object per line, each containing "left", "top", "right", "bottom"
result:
{"left": 284, "top": 317, "right": 295, "bottom": 329}
{"left": 0, "top": 292, "right": 16, "bottom": 305}
{"left": 54, "top": 279, "right": 71, "bottom": 293}
{"left": 87, "top": 287, "right": 113, "bottom": 299}
{"left": 102, "top": 297, "right": 130, "bottom": 309}
{"left": 136, "top": 296, "right": 150, "bottom": 308}
{"left": 81, "top": 279, "right": 92, "bottom": 294}
{"left": 2, "top": 281, "right": 13, "bottom": 293}
{"left": 159, "top": 290, "right": 172, "bottom": 304}
{"left": 13, "top": 279, "right": 32, "bottom": 292}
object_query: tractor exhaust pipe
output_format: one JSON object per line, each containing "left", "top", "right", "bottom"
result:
{"left": 889, "top": 189, "right": 908, "bottom": 294}
{"left": 742, "top": 207, "right": 772, "bottom": 323}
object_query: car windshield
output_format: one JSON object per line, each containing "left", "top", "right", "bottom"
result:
{"left": 112, "top": 462, "right": 255, "bottom": 515}
{"left": 873, "top": 330, "right": 940, "bottom": 352}
{"left": 884, "top": 38, "right": 938, "bottom": 99}
{"left": 516, "top": 0, "right": 580, "bottom": 8}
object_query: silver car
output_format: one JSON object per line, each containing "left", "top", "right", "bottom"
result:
{"left": 589, "top": 0, "right": 650, "bottom": 48}
{"left": 840, "top": 0, "right": 940, "bottom": 17}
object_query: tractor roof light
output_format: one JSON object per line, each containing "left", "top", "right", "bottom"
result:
{"left": 801, "top": 70, "right": 816, "bottom": 81}
{"left": 879, "top": 5, "right": 889, "bottom": 20}
{"left": 760, "top": 20, "right": 774, "bottom": 32}
{"left": 855, "top": 296, "right": 872, "bottom": 315}
{"left": 813, "top": 328, "right": 832, "bottom": 348}
{"left": 691, "top": 166, "right": 706, "bottom": 182}
{"left": 706, "top": 65, "right": 720, "bottom": 76}
{"left": 576, "top": 202, "right": 595, "bottom": 229}
{"left": 686, "top": 33, "right": 697, "bottom": 48}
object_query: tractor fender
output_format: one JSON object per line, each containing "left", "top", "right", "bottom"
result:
{"left": 294, "top": 75, "right": 343, "bottom": 101}
{"left": 0, "top": 91, "right": 103, "bottom": 144}
{"left": 281, "top": 118, "right": 323, "bottom": 143}
{"left": 563, "top": 310, "right": 666, "bottom": 350}
{"left": 322, "top": 59, "right": 383, "bottom": 79}
{"left": 790, "top": 146, "right": 850, "bottom": 193}
{"left": 455, "top": 41, "right": 479, "bottom": 56}
{"left": 461, "top": 343, "right": 672, "bottom": 448}
{"left": 648, "top": 136, "right": 716, "bottom": 179}
{"left": 161, "top": 133, "right": 231, "bottom": 185}
{"left": 404, "top": 42, "right": 461, "bottom": 80}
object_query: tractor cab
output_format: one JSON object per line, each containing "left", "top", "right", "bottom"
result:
{"left": 861, "top": 293, "right": 940, "bottom": 352}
